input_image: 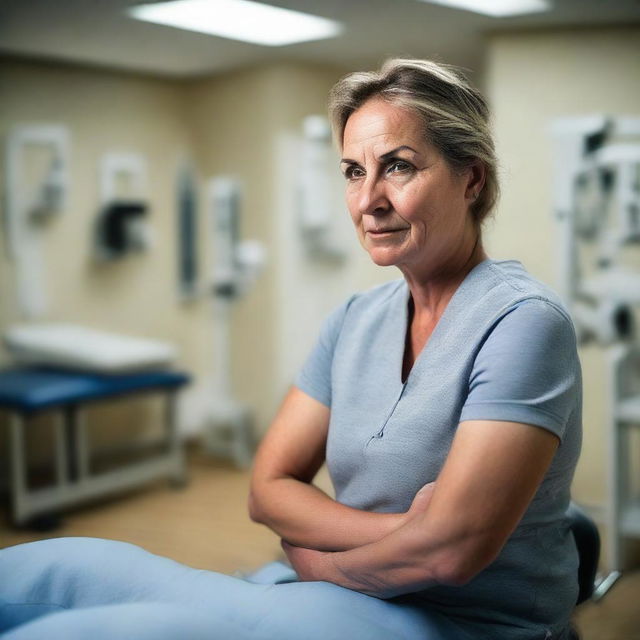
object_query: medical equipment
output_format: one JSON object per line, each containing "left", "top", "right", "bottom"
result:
{"left": 0, "top": 366, "right": 189, "bottom": 526}
{"left": 298, "top": 115, "right": 346, "bottom": 262}
{"left": 94, "top": 152, "right": 151, "bottom": 260}
{"left": 4, "top": 124, "right": 70, "bottom": 319}
{"left": 552, "top": 115, "right": 640, "bottom": 575}
{"left": 552, "top": 116, "right": 640, "bottom": 345}
{"left": 3, "top": 132, "right": 191, "bottom": 524}
{"left": 1, "top": 320, "right": 187, "bottom": 525}
{"left": 204, "top": 177, "right": 265, "bottom": 468}
{"left": 177, "top": 162, "right": 199, "bottom": 299}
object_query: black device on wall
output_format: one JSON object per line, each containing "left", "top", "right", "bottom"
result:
{"left": 177, "top": 167, "right": 198, "bottom": 298}
{"left": 95, "top": 200, "right": 148, "bottom": 259}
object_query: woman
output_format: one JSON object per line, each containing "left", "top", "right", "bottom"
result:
{"left": 0, "top": 59, "right": 581, "bottom": 640}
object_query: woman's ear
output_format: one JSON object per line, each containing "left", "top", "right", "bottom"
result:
{"left": 465, "top": 162, "right": 486, "bottom": 202}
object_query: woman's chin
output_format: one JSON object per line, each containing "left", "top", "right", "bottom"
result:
{"left": 366, "top": 248, "right": 401, "bottom": 267}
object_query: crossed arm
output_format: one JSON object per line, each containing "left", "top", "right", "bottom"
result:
{"left": 248, "top": 387, "right": 406, "bottom": 551}
{"left": 249, "top": 386, "right": 559, "bottom": 598}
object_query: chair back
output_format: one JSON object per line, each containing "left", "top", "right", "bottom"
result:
{"left": 566, "top": 502, "right": 600, "bottom": 605}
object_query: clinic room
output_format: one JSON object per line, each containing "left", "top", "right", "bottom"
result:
{"left": 0, "top": 1, "right": 639, "bottom": 638}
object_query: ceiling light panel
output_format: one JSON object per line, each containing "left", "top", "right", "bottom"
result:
{"left": 419, "top": 0, "right": 551, "bottom": 17}
{"left": 128, "top": 0, "right": 343, "bottom": 47}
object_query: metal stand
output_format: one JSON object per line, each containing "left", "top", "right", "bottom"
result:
{"left": 592, "top": 570, "right": 622, "bottom": 602}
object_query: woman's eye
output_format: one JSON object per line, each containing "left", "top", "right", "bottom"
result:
{"left": 343, "top": 165, "right": 365, "bottom": 180}
{"left": 387, "top": 160, "right": 412, "bottom": 175}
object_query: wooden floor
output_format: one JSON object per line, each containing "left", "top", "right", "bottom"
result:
{"left": 1, "top": 454, "right": 639, "bottom": 639}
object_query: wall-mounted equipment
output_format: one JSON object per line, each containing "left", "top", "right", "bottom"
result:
{"left": 204, "top": 176, "right": 266, "bottom": 467}
{"left": 176, "top": 162, "right": 199, "bottom": 300}
{"left": 4, "top": 124, "right": 70, "bottom": 319}
{"left": 94, "top": 152, "right": 151, "bottom": 260}
{"left": 551, "top": 116, "right": 640, "bottom": 345}
{"left": 298, "top": 115, "right": 346, "bottom": 262}
{"left": 210, "top": 177, "right": 265, "bottom": 298}
{"left": 551, "top": 115, "right": 640, "bottom": 580}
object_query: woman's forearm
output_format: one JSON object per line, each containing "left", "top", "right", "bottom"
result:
{"left": 248, "top": 477, "right": 405, "bottom": 551}
{"left": 311, "top": 520, "right": 465, "bottom": 597}
{"left": 282, "top": 506, "right": 489, "bottom": 599}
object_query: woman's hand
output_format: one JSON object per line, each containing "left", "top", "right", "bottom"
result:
{"left": 281, "top": 483, "right": 435, "bottom": 587}
{"left": 406, "top": 482, "right": 436, "bottom": 519}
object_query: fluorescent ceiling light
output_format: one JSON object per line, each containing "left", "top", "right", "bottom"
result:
{"left": 127, "top": 0, "right": 343, "bottom": 46}
{"left": 419, "top": 0, "right": 550, "bottom": 17}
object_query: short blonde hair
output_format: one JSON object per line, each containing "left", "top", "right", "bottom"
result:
{"left": 328, "top": 58, "right": 499, "bottom": 226}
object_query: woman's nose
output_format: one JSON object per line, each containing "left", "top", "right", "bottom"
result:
{"left": 357, "top": 176, "right": 390, "bottom": 216}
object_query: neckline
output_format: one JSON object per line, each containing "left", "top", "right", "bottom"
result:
{"left": 398, "top": 257, "right": 496, "bottom": 385}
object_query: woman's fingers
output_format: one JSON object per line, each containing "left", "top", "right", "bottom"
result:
{"left": 407, "top": 482, "right": 436, "bottom": 516}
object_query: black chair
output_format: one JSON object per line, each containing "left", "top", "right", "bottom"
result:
{"left": 566, "top": 501, "right": 603, "bottom": 640}
{"left": 566, "top": 501, "right": 601, "bottom": 606}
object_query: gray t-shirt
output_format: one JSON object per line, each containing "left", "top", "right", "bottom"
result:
{"left": 296, "top": 258, "right": 582, "bottom": 640}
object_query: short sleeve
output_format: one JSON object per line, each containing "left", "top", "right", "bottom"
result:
{"left": 294, "top": 297, "right": 353, "bottom": 407}
{"left": 459, "top": 299, "right": 581, "bottom": 441}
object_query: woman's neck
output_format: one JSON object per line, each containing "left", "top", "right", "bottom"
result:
{"left": 402, "top": 233, "right": 487, "bottom": 321}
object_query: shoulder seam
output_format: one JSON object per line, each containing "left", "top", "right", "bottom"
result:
{"left": 508, "top": 296, "right": 574, "bottom": 325}
{"left": 487, "top": 262, "right": 526, "bottom": 292}
{"left": 500, "top": 297, "right": 579, "bottom": 344}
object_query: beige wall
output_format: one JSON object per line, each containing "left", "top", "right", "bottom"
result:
{"left": 0, "top": 58, "right": 353, "bottom": 471}
{"left": 485, "top": 27, "right": 640, "bottom": 508}
{"left": 182, "top": 66, "right": 281, "bottom": 438}
{"left": 185, "top": 63, "right": 351, "bottom": 431}
{"left": 0, "top": 60, "right": 192, "bottom": 338}
{"left": 0, "top": 60, "right": 201, "bottom": 460}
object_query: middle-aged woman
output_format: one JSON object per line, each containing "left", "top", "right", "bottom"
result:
{"left": 0, "top": 59, "right": 582, "bottom": 640}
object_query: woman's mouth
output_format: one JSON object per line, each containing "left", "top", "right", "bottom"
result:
{"left": 366, "top": 228, "right": 408, "bottom": 237}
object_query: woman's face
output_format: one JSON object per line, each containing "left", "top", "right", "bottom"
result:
{"left": 341, "top": 98, "right": 479, "bottom": 278}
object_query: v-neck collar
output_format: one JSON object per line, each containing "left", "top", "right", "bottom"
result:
{"left": 397, "top": 258, "right": 495, "bottom": 385}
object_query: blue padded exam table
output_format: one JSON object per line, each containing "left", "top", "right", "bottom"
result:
{"left": 0, "top": 367, "right": 190, "bottom": 525}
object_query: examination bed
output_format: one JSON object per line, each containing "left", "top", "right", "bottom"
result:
{"left": 0, "top": 366, "right": 189, "bottom": 526}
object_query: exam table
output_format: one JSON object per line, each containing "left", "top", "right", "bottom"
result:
{"left": 0, "top": 366, "right": 189, "bottom": 526}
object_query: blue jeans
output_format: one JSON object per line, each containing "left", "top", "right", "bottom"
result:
{"left": 0, "top": 538, "right": 471, "bottom": 639}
